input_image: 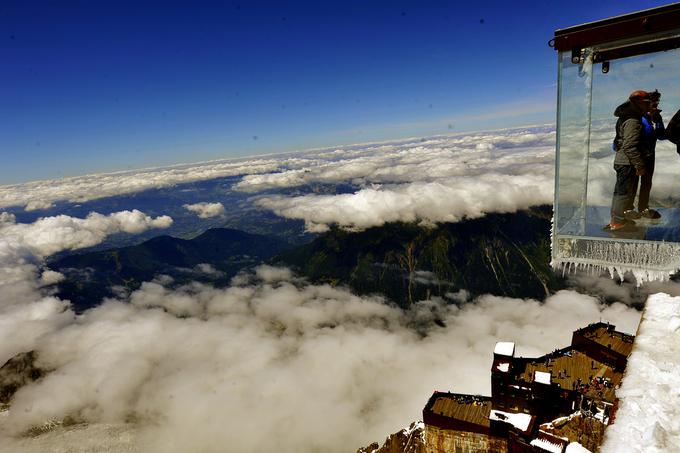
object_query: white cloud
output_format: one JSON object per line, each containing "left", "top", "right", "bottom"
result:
{"left": 233, "top": 127, "right": 556, "bottom": 231}
{"left": 0, "top": 267, "right": 641, "bottom": 453}
{"left": 183, "top": 202, "right": 225, "bottom": 219}
{"left": 0, "top": 210, "right": 172, "bottom": 258}
{"left": 24, "top": 200, "right": 55, "bottom": 212}
{"left": 0, "top": 212, "right": 16, "bottom": 224}
{"left": 0, "top": 296, "right": 74, "bottom": 373}
{"left": 39, "top": 270, "right": 65, "bottom": 286}
{"left": 193, "top": 263, "right": 223, "bottom": 276}
{"left": 254, "top": 264, "right": 294, "bottom": 282}
{"left": 256, "top": 173, "right": 553, "bottom": 232}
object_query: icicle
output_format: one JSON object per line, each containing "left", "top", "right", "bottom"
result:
{"left": 553, "top": 258, "right": 674, "bottom": 286}
{"left": 552, "top": 237, "right": 680, "bottom": 285}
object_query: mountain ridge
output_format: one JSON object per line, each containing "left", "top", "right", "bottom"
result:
{"left": 275, "top": 205, "right": 562, "bottom": 306}
{"left": 50, "top": 227, "right": 291, "bottom": 311}
{"left": 50, "top": 206, "right": 563, "bottom": 311}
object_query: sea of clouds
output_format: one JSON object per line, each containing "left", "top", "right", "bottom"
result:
{"left": 0, "top": 269, "right": 641, "bottom": 453}
{"left": 2, "top": 126, "right": 557, "bottom": 232}
{"left": 0, "top": 126, "right": 652, "bottom": 452}
{"left": 0, "top": 159, "right": 282, "bottom": 212}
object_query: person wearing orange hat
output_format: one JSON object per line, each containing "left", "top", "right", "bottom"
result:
{"left": 606, "top": 90, "right": 664, "bottom": 231}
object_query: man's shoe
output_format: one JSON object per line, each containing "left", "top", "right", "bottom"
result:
{"left": 604, "top": 219, "right": 636, "bottom": 231}
{"left": 624, "top": 209, "right": 641, "bottom": 220}
{"left": 640, "top": 208, "right": 661, "bottom": 219}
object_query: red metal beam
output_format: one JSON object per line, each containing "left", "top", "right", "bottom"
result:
{"left": 552, "top": 3, "right": 680, "bottom": 52}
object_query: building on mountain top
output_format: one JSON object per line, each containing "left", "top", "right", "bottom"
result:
{"left": 423, "top": 322, "right": 634, "bottom": 453}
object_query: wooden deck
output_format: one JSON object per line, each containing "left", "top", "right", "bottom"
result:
{"left": 582, "top": 326, "right": 634, "bottom": 356}
{"left": 521, "top": 349, "right": 623, "bottom": 402}
{"left": 430, "top": 394, "right": 491, "bottom": 428}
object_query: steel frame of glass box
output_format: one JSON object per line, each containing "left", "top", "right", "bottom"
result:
{"left": 551, "top": 3, "right": 680, "bottom": 282}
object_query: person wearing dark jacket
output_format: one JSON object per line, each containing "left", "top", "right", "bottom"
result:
{"left": 623, "top": 90, "right": 665, "bottom": 217}
{"left": 607, "top": 90, "right": 663, "bottom": 231}
{"left": 665, "top": 107, "right": 680, "bottom": 153}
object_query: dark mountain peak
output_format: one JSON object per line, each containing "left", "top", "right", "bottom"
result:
{"left": 194, "top": 228, "right": 258, "bottom": 243}
{"left": 144, "top": 234, "right": 186, "bottom": 246}
{"left": 51, "top": 228, "right": 292, "bottom": 312}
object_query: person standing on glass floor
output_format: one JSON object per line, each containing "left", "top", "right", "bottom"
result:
{"left": 606, "top": 90, "right": 665, "bottom": 231}
{"left": 623, "top": 89, "right": 665, "bottom": 220}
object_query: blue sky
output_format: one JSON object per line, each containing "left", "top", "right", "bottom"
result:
{"left": 0, "top": 0, "right": 672, "bottom": 184}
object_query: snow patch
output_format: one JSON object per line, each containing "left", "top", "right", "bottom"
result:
{"left": 494, "top": 341, "right": 515, "bottom": 356}
{"left": 534, "top": 370, "right": 551, "bottom": 385}
{"left": 496, "top": 362, "right": 510, "bottom": 372}
{"left": 489, "top": 410, "right": 532, "bottom": 432}
{"left": 565, "top": 442, "right": 591, "bottom": 453}
{"left": 601, "top": 293, "right": 680, "bottom": 453}
{"left": 541, "top": 411, "right": 581, "bottom": 430}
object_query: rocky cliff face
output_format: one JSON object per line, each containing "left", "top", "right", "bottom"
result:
{"left": 357, "top": 421, "right": 425, "bottom": 453}
{"left": 0, "top": 351, "right": 44, "bottom": 408}
{"left": 541, "top": 411, "right": 607, "bottom": 452}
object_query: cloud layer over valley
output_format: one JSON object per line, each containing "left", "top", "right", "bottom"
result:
{"left": 0, "top": 264, "right": 641, "bottom": 453}
{"left": 0, "top": 210, "right": 173, "bottom": 366}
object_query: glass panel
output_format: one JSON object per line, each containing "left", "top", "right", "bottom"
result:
{"left": 555, "top": 50, "right": 592, "bottom": 237}
{"left": 553, "top": 35, "right": 680, "bottom": 281}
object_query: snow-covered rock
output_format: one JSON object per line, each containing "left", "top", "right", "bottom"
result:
{"left": 357, "top": 421, "right": 424, "bottom": 453}
{"left": 602, "top": 293, "right": 680, "bottom": 453}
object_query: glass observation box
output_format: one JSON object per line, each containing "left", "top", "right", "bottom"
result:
{"left": 552, "top": 4, "right": 680, "bottom": 282}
